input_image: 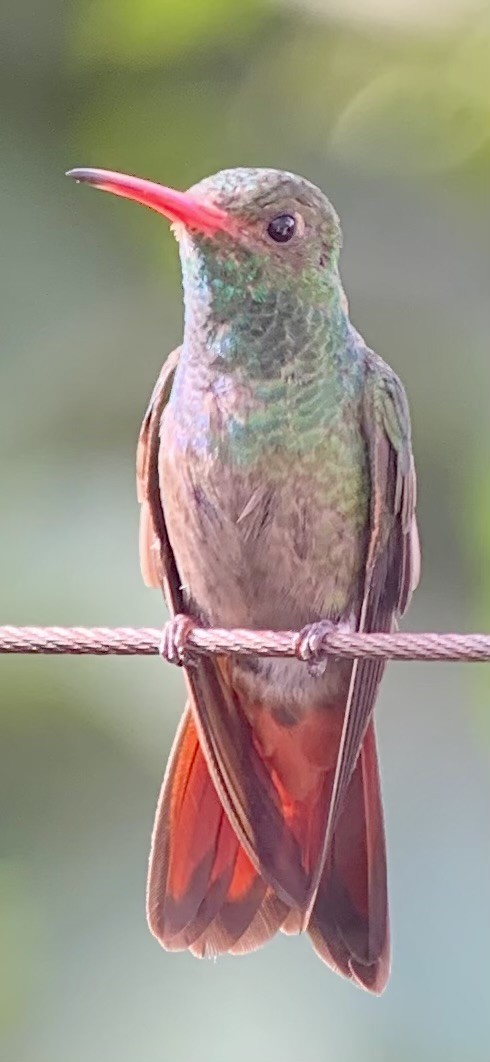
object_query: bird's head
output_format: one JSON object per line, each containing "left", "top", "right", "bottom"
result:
{"left": 67, "top": 166, "right": 342, "bottom": 293}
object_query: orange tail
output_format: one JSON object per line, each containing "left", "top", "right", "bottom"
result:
{"left": 147, "top": 704, "right": 388, "bottom": 989}
{"left": 146, "top": 705, "right": 288, "bottom": 957}
{"left": 307, "top": 721, "right": 390, "bottom": 993}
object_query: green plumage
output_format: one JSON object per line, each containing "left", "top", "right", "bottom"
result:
{"left": 165, "top": 170, "right": 377, "bottom": 626}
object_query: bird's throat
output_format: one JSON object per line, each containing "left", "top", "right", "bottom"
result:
{"left": 179, "top": 235, "right": 349, "bottom": 381}
{"left": 172, "top": 234, "right": 361, "bottom": 464}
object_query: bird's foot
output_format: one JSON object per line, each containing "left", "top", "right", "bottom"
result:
{"left": 159, "top": 614, "right": 196, "bottom": 667}
{"left": 294, "top": 618, "right": 354, "bottom": 677}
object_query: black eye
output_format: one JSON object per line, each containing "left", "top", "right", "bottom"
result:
{"left": 267, "top": 214, "right": 296, "bottom": 243}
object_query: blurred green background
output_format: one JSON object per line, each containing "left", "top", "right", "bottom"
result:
{"left": 1, "top": 0, "right": 490, "bottom": 1059}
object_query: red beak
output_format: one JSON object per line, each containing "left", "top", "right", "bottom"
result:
{"left": 66, "top": 168, "right": 229, "bottom": 237}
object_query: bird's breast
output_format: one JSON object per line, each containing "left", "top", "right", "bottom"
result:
{"left": 160, "top": 373, "right": 370, "bottom": 638}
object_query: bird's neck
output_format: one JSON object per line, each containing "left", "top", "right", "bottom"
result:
{"left": 172, "top": 242, "right": 363, "bottom": 461}
{"left": 179, "top": 242, "right": 352, "bottom": 384}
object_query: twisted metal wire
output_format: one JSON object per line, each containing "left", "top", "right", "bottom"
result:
{"left": 1, "top": 625, "right": 490, "bottom": 662}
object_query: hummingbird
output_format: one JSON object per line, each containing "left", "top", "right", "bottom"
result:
{"left": 68, "top": 165, "right": 420, "bottom": 993}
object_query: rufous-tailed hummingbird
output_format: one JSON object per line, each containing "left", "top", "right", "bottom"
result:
{"left": 68, "top": 165, "right": 420, "bottom": 993}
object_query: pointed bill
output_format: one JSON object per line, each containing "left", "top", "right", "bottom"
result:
{"left": 66, "top": 168, "right": 229, "bottom": 236}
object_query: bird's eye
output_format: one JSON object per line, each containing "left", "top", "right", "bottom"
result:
{"left": 267, "top": 214, "right": 296, "bottom": 243}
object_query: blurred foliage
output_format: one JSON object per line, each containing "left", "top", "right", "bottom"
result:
{"left": 73, "top": 0, "right": 265, "bottom": 66}
{"left": 1, "top": 0, "right": 490, "bottom": 1059}
{"left": 0, "top": 860, "right": 46, "bottom": 1033}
